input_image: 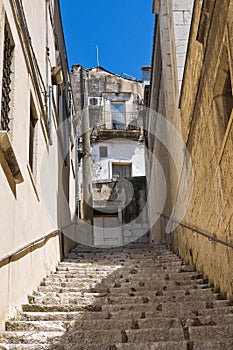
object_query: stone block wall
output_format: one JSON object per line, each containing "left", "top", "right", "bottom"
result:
{"left": 171, "top": 0, "right": 233, "bottom": 299}
{"left": 149, "top": 0, "right": 233, "bottom": 299}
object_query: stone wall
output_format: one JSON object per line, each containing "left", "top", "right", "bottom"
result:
{"left": 171, "top": 0, "right": 233, "bottom": 299}
{"left": 146, "top": 0, "right": 194, "bottom": 243}
{"left": 148, "top": 0, "right": 233, "bottom": 298}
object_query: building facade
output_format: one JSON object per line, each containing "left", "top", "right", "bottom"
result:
{"left": 147, "top": 0, "right": 233, "bottom": 298}
{"left": 71, "top": 66, "right": 148, "bottom": 246}
{"left": 0, "top": 0, "right": 76, "bottom": 328}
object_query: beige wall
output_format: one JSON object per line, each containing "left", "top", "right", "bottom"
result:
{"left": 172, "top": 0, "right": 233, "bottom": 299}
{"left": 147, "top": 0, "right": 194, "bottom": 243}
{"left": 0, "top": 0, "right": 76, "bottom": 328}
{"left": 148, "top": 0, "right": 233, "bottom": 298}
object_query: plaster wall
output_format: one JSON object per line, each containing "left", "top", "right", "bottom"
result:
{"left": 92, "top": 140, "right": 145, "bottom": 181}
{"left": 0, "top": 0, "right": 76, "bottom": 328}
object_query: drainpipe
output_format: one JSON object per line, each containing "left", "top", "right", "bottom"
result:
{"left": 81, "top": 68, "right": 93, "bottom": 234}
{"left": 75, "top": 125, "right": 79, "bottom": 223}
{"left": 45, "top": 0, "right": 52, "bottom": 145}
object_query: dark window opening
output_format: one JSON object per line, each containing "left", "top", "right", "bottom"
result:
{"left": 112, "top": 163, "right": 132, "bottom": 178}
{"left": 29, "top": 106, "right": 38, "bottom": 173}
{"left": 99, "top": 146, "right": 108, "bottom": 158}
{"left": 111, "top": 102, "right": 125, "bottom": 130}
{"left": 1, "top": 22, "right": 14, "bottom": 132}
{"left": 214, "top": 44, "right": 233, "bottom": 136}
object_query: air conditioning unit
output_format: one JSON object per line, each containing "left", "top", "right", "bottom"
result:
{"left": 88, "top": 97, "right": 103, "bottom": 107}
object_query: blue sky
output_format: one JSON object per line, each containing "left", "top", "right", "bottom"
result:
{"left": 60, "top": 0, "right": 155, "bottom": 80}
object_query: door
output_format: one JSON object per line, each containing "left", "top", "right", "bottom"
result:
{"left": 94, "top": 215, "right": 123, "bottom": 247}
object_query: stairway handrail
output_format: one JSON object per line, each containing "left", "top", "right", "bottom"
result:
{"left": 0, "top": 229, "right": 60, "bottom": 268}
{"left": 159, "top": 212, "right": 233, "bottom": 250}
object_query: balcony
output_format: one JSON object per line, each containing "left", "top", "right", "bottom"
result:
{"left": 95, "top": 112, "right": 143, "bottom": 141}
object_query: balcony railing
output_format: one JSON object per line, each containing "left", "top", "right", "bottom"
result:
{"left": 97, "top": 112, "right": 143, "bottom": 130}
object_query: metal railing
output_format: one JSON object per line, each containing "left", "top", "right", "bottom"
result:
{"left": 159, "top": 213, "right": 233, "bottom": 250}
{"left": 97, "top": 112, "right": 143, "bottom": 130}
{"left": 0, "top": 230, "right": 60, "bottom": 269}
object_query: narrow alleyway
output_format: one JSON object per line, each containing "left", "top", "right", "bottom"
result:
{"left": 0, "top": 243, "right": 233, "bottom": 349}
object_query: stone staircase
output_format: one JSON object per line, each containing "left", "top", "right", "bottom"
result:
{"left": 1, "top": 243, "right": 233, "bottom": 349}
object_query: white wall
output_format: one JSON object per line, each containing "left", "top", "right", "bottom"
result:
{"left": 92, "top": 140, "right": 145, "bottom": 181}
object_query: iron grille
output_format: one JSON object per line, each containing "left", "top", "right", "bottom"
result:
{"left": 1, "top": 25, "right": 14, "bottom": 131}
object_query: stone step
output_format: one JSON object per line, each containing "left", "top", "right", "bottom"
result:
{"left": 43, "top": 271, "right": 205, "bottom": 284}
{"left": 22, "top": 304, "right": 103, "bottom": 313}
{"left": 20, "top": 306, "right": 233, "bottom": 322}
{"left": 70, "top": 244, "right": 168, "bottom": 252}
{"left": 115, "top": 342, "right": 188, "bottom": 350}
{"left": 114, "top": 339, "right": 233, "bottom": 350}
{"left": 0, "top": 341, "right": 189, "bottom": 350}
{"left": 193, "top": 339, "right": 233, "bottom": 350}
{"left": 54, "top": 270, "right": 120, "bottom": 276}
{"left": 57, "top": 263, "right": 124, "bottom": 269}
{"left": 70, "top": 250, "right": 173, "bottom": 255}
{"left": 0, "top": 345, "right": 50, "bottom": 350}
{"left": 0, "top": 343, "right": 130, "bottom": 350}
{"left": 0, "top": 328, "right": 185, "bottom": 345}
{"left": 20, "top": 311, "right": 106, "bottom": 322}
{"left": 185, "top": 313, "right": 233, "bottom": 327}
{"left": 33, "top": 287, "right": 216, "bottom": 299}
{"left": 51, "top": 268, "right": 188, "bottom": 279}
{"left": 0, "top": 330, "right": 121, "bottom": 346}
{"left": 38, "top": 280, "right": 210, "bottom": 293}
{"left": 6, "top": 317, "right": 182, "bottom": 332}
{"left": 108, "top": 287, "right": 216, "bottom": 297}
{"left": 31, "top": 291, "right": 219, "bottom": 305}
{"left": 0, "top": 332, "right": 64, "bottom": 345}
{"left": 69, "top": 248, "right": 175, "bottom": 254}
{"left": 56, "top": 261, "right": 184, "bottom": 271}
{"left": 22, "top": 298, "right": 230, "bottom": 315}
{"left": 62, "top": 254, "right": 182, "bottom": 260}
{"left": 38, "top": 281, "right": 210, "bottom": 294}
{"left": 67, "top": 247, "right": 174, "bottom": 254}
{"left": 6, "top": 321, "right": 68, "bottom": 333}
{"left": 189, "top": 324, "right": 233, "bottom": 340}
{"left": 2, "top": 243, "right": 232, "bottom": 349}
{"left": 51, "top": 267, "right": 195, "bottom": 279}
{"left": 125, "top": 328, "right": 185, "bottom": 342}
{"left": 55, "top": 262, "right": 187, "bottom": 271}
{"left": 101, "top": 300, "right": 230, "bottom": 315}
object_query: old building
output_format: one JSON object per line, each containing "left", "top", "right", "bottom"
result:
{"left": 147, "top": 0, "right": 233, "bottom": 298}
{"left": 0, "top": 0, "right": 76, "bottom": 328}
{"left": 71, "top": 66, "right": 148, "bottom": 246}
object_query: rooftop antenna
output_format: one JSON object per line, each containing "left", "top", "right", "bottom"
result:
{"left": 121, "top": 72, "right": 138, "bottom": 80}
{"left": 96, "top": 45, "right": 100, "bottom": 68}
{"left": 96, "top": 45, "right": 101, "bottom": 95}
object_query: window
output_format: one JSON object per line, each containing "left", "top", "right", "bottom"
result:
{"left": 29, "top": 104, "right": 38, "bottom": 174}
{"left": 111, "top": 102, "right": 125, "bottom": 130}
{"left": 99, "top": 146, "right": 108, "bottom": 158}
{"left": 1, "top": 22, "right": 14, "bottom": 132}
{"left": 112, "top": 163, "right": 132, "bottom": 179}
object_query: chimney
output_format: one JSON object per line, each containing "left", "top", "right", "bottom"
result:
{"left": 141, "top": 66, "right": 151, "bottom": 86}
